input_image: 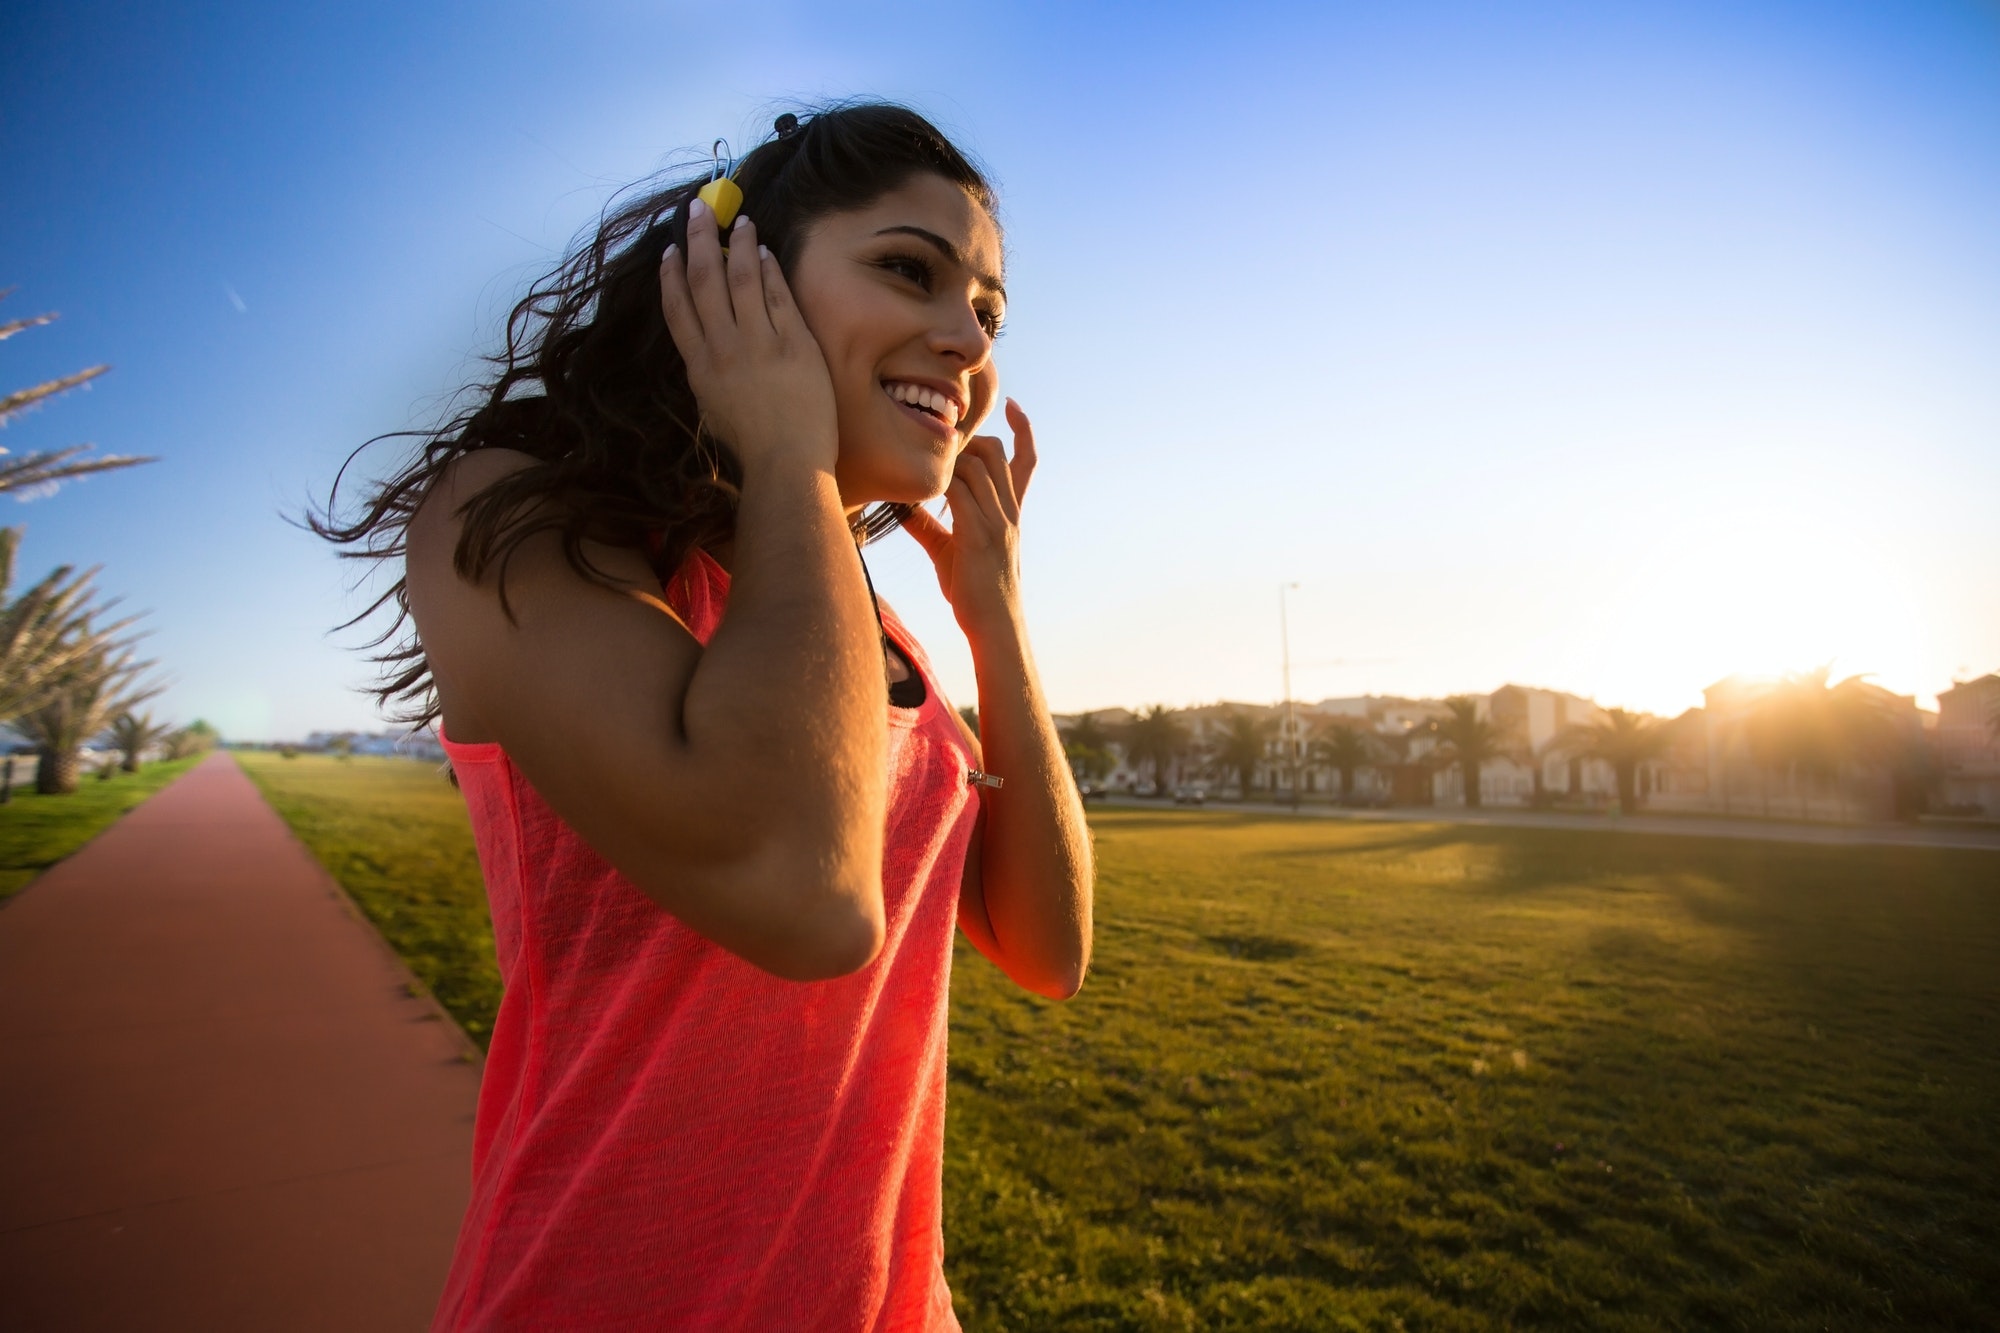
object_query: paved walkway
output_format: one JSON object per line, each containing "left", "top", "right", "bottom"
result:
{"left": 0, "top": 752, "right": 480, "bottom": 1332}
{"left": 1103, "top": 795, "right": 2000, "bottom": 852}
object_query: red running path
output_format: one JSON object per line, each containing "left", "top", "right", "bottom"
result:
{"left": 0, "top": 752, "right": 480, "bottom": 1331}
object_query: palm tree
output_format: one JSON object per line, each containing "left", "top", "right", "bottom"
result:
{"left": 1744, "top": 668, "right": 1901, "bottom": 819}
{"left": 107, "top": 710, "right": 169, "bottom": 772}
{"left": 1059, "top": 711, "right": 1115, "bottom": 783}
{"left": 13, "top": 639, "right": 162, "bottom": 794}
{"left": 1564, "top": 708, "right": 1675, "bottom": 814}
{"left": 1, "top": 292, "right": 154, "bottom": 497}
{"left": 0, "top": 293, "right": 155, "bottom": 729}
{"left": 1509, "top": 733, "right": 1571, "bottom": 807}
{"left": 1215, "top": 708, "right": 1273, "bottom": 798}
{"left": 1313, "top": 721, "right": 1375, "bottom": 800}
{"left": 1428, "top": 697, "right": 1511, "bottom": 809}
{"left": 1122, "top": 705, "right": 1186, "bottom": 796}
{"left": 0, "top": 534, "right": 123, "bottom": 723}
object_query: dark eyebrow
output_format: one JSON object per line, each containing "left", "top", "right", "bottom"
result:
{"left": 872, "top": 225, "right": 1006, "bottom": 304}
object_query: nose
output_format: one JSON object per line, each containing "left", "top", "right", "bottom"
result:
{"left": 926, "top": 294, "right": 994, "bottom": 370}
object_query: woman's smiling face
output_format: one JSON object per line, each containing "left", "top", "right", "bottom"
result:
{"left": 785, "top": 173, "right": 1005, "bottom": 509}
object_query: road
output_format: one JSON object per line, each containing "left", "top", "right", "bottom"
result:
{"left": 0, "top": 753, "right": 478, "bottom": 1332}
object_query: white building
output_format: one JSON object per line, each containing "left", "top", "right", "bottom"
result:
{"left": 1060, "top": 672, "right": 1955, "bottom": 824}
{"left": 1693, "top": 674, "right": 1927, "bottom": 822}
{"left": 1937, "top": 674, "right": 2000, "bottom": 818}
{"left": 301, "top": 728, "right": 447, "bottom": 762}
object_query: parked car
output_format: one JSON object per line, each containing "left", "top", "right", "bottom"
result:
{"left": 1172, "top": 783, "right": 1208, "bottom": 805}
{"left": 1076, "top": 780, "right": 1109, "bottom": 802}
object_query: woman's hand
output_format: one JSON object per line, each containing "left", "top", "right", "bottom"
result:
{"left": 658, "top": 199, "right": 838, "bottom": 479}
{"left": 905, "top": 397, "right": 1038, "bottom": 644}
{"left": 907, "top": 394, "right": 1093, "bottom": 1000}
{"left": 406, "top": 196, "right": 894, "bottom": 985}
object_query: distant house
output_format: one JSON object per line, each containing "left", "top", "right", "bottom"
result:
{"left": 1058, "top": 673, "right": 1957, "bottom": 824}
{"left": 1051, "top": 707, "right": 1140, "bottom": 791}
{"left": 1937, "top": 674, "right": 2000, "bottom": 818}
{"left": 1296, "top": 695, "right": 1448, "bottom": 803}
{"left": 1485, "top": 685, "right": 1624, "bottom": 807}
{"left": 1694, "top": 674, "right": 1926, "bottom": 822}
{"left": 299, "top": 728, "right": 447, "bottom": 762}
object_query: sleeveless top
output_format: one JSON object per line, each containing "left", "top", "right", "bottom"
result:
{"left": 432, "top": 549, "right": 979, "bottom": 1331}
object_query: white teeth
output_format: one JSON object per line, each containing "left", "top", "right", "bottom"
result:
{"left": 884, "top": 381, "right": 960, "bottom": 425}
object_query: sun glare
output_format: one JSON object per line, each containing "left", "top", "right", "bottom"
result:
{"left": 1557, "top": 502, "right": 1935, "bottom": 715}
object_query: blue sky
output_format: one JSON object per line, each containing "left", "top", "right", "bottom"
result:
{"left": 4, "top": 0, "right": 1996, "bottom": 740}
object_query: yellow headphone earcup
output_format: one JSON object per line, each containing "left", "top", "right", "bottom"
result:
{"left": 697, "top": 177, "right": 743, "bottom": 232}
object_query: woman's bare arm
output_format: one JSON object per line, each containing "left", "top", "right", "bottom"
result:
{"left": 405, "top": 203, "right": 888, "bottom": 982}
{"left": 905, "top": 401, "right": 1094, "bottom": 998}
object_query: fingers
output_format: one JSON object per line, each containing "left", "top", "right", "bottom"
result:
{"left": 948, "top": 404, "right": 1038, "bottom": 531}
{"left": 952, "top": 440, "right": 1016, "bottom": 536}
{"left": 725, "top": 214, "right": 774, "bottom": 339}
{"left": 943, "top": 475, "right": 987, "bottom": 547}
{"left": 682, "top": 197, "right": 739, "bottom": 337}
{"left": 1005, "top": 398, "right": 1038, "bottom": 503}
{"left": 901, "top": 502, "right": 953, "bottom": 563}
{"left": 758, "top": 245, "right": 807, "bottom": 336}
{"left": 665, "top": 202, "right": 784, "bottom": 364}
{"left": 658, "top": 244, "right": 704, "bottom": 361}
{"left": 957, "top": 435, "right": 1018, "bottom": 526}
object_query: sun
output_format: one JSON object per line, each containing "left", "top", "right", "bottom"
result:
{"left": 1554, "top": 501, "right": 1935, "bottom": 714}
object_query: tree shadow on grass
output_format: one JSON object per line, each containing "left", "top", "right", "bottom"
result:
{"left": 1250, "top": 820, "right": 1522, "bottom": 858}
{"left": 1094, "top": 809, "right": 1296, "bottom": 834}
{"left": 1202, "top": 931, "right": 1314, "bottom": 962}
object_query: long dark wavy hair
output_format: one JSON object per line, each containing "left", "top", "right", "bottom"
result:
{"left": 312, "top": 102, "right": 996, "bottom": 728}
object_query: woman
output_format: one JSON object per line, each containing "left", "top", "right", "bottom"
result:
{"left": 321, "top": 104, "right": 1092, "bottom": 1328}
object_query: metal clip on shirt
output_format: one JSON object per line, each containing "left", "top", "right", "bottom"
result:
{"left": 966, "top": 769, "right": 1004, "bottom": 790}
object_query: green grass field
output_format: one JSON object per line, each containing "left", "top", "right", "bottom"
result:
{"left": 0, "top": 754, "right": 205, "bottom": 901}
{"left": 235, "top": 754, "right": 2000, "bottom": 1329}
{"left": 943, "top": 813, "right": 1998, "bottom": 1330}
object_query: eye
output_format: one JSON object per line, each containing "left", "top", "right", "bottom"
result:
{"left": 878, "top": 248, "right": 1005, "bottom": 338}
{"left": 877, "top": 251, "right": 935, "bottom": 288}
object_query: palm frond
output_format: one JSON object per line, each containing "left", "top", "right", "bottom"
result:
{"left": 1429, "top": 696, "right": 1512, "bottom": 765}
{"left": 0, "top": 444, "right": 156, "bottom": 497}
{"left": 1122, "top": 704, "right": 1189, "bottom": 786}
{"left": 0, "top": 564, "right": 100, "bottom": 720}
{"left": 1563, "top": 708, "right": 1675, "bottom": 765}
{"left": 1313, "top": 721, "right": 1376, "bottom": 767}
{"left": 0, "top": 565, "right": 150, "bottom": 725}
{"left": 106, "top": 709, "right": 172, "bottom": 768}
{"left": 12, "top": 639, "right": 163, "bottom": 754}
{"left": 0, "top": 364, "right": 109, "bottom": 429}
{"left": 0, "top": 312, "right": 58, "bottom": 344}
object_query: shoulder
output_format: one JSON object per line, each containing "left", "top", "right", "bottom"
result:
{"left": 406, "top": 447, "right": 540, "bottom": 566}
{"left": 405, "top": 447, "right": 660, "bottom": 610}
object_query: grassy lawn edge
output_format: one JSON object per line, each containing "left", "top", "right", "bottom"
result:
{"left": 233, "top": 750, "right": 501, "bottom": 1051}
{"left": 0, "top": 754, "right": 208, "bottom": 903}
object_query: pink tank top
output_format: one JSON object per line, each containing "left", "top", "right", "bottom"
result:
{"left": 433, "top": 550, "right": 978, "bottom": 1331}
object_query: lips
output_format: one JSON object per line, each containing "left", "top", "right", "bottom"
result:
{"left": 881, "top": 378, "right": 964, "bottom": 429}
